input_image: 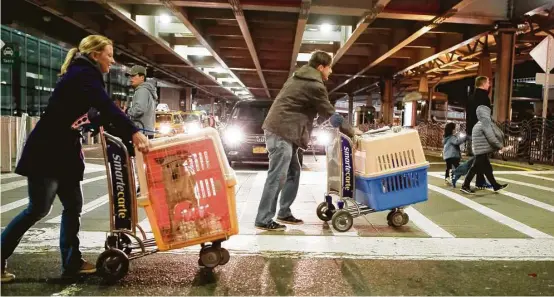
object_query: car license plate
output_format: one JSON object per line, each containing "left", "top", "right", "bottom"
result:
{"left": 253, "top": 146, "right": 267, "bottom": 154}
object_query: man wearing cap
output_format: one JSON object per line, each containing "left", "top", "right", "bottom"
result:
{"left": 126, "top": 65, "right": 157, "bottom": 139}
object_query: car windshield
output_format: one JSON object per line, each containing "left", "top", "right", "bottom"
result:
{"left": 232, "top": 104, "right": 271, "bottom": 122}
{"left": 183, "top": 114, "right": 200, "bottom": 122}
{"left": 156, "top": 114, "right": 172, "bottom": 122}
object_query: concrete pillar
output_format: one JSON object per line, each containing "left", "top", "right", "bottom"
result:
{"left": 348, "top": 94, "right": 354, "bottom": 126}
{"left": 381, "top": 79, "right": 394, "bottom": 125}
{"left": 493, "top": 29, "right": 516, "bottom": 122}
{"left": 183, "top": 87, "right": 192, "bottom": 111}
{"left": 478, "top": 52, "right": 493, "bottom": 98}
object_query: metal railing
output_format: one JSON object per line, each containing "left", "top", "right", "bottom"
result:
{"left": 415, "top": 118, "right": 554, "bottom": 165}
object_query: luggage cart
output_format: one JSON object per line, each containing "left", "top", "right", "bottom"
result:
{"left": 316, "top": 126, "right": 429, "bottom": 232}
{"left": 95, "top": 126, "right": 238, "bottom": 283}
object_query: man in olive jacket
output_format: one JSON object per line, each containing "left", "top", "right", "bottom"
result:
{"left": 255, "top": 51, "right": 361, "bottom": 231}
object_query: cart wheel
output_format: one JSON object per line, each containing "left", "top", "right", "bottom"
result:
{"left": 199, "top": 246, "right": 222, "bottom": 268}
{"left": 402, "top": 213, "right": 409, "bottom": 225}
{"left": 104, "top": 234, "right": 133, "bottom": 255}
{"left": 316, "top": 202, "right": 335, "bottom": 222}
{"left": 386, "top": 210, "right": 395, "bottom": 222}
{"left": 96, "top": 248, "right": 129, "bottom": 284}
{"left": 331, "top": 210, "right": 354, "bottom": 232}
{"left": 388, "top": 211, "right": 405, "bottom": 227}
{"left": 219, "top": 248, "right": 230, "bottom": 266}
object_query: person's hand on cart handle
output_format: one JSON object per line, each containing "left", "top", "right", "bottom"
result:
{"left": 132, "top": 132, "right": 151, "bottom": 153}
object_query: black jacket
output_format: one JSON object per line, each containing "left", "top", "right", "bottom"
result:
{"left": 466, "top": 88, "right": 491, "bottom": 135}
{"left": 16, "top": 55, "right": 138, "bottom": 181}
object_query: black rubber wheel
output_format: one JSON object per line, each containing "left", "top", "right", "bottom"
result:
{"left": 199, "top": 246, "right": 222, "bottom": 268}
{"left": 96, "top": 248, "right": 129, "bottom": 284}
{"left": 219, "top": 248, "right": 230, "bottom": 265}
{"left": 331, "top": 210, "right": 354, "bottom": 232}
{"left": 104, "top": 234, "right": 133, "bottom": 255}
{"left": 386, "top": 210, "right": 395, "bottom": 222}
{"left": 388, "top": 211, "right": 405, "bottom": 227}
{"left": 402, "top": 213, "right": 409, "bottom": 225}
{"left": 316, "top": 202, "right": 335, "bottom": 222}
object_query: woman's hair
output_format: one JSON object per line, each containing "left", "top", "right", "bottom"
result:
{"left": 59, "top": 35, "right": 113, "bottom": 76}
{"left": 444, "top": 122, "right": 456, "bottom": 137}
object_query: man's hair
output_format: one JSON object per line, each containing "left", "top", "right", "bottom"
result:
{"left": 475, "top": 76, "right": 489, "bottom": 88}
{"left": 308, "top": 51, "right": 333, "bottom": 69}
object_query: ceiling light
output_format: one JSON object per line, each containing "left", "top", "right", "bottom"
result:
{"left": 321, "top": 23, "right": 332, "bottom": 32}
{"left": 160, "top": 14, "right": 171, "bottom": 24}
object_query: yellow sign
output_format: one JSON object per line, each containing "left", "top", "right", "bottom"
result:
{"left": 252, "top": 146, "right": 267, "bottom": 154}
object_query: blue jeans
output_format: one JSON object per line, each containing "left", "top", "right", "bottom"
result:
{"left": 1, "top": 177, "right": 84, "bottom": 274}
{"left": 255, "top": 131, "right": 302, "bottom": 226}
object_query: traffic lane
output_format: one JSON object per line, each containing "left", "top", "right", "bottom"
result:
{"left": 1, "top": 252, "right": 553, "bottom": 296}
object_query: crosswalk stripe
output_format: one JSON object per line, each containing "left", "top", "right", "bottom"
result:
{"left": 429, "top": 173, "right": 554, "bottom": 214}
{"left": 139, "top": 217, "right": 152, "bottom": 233}
{"left": 0, "top": 175, "right": 107, "bottom": 214}
{"left": 494, "top": 177, "right": 554, "bottom": 193}
{"left": 428, "top": 184, "right": 553, "bottom": 239}
{"left": 12, "top": 227, "right": 554, "bottom": 261}
{"left": 0, "top": 173, "right": 19, "bottom": 180}
{"left": 45, "top": 194, "right": 109, "bottom": 224}
{"left": 519, "top": 173, "right": 554, "bottom": 182}
{"left": 404, "top": 206, "right": 454, "bottom": 238}
{"left": 1, "top": 167, "right": 106, "bottom": 193}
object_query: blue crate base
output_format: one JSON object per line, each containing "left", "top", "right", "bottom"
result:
{"left": 354, "top": 166, "right": 429, "bottom": 212}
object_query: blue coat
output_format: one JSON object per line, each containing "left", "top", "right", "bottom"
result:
{"left": 442, "top": 134, "right": 466, "bottom": 160}
{"left": 15, "top": 55, "right": 138, "bottom": 181}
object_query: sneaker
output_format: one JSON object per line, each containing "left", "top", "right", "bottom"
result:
{"left": 476, "top": 182, "right": 493, "bottom": 190}
{"left": 493, "top": 184, "right": 508, "bottom": 192}
{"left": 79, "top": 260, "right": 96, "bottom": 274}
{"left": 451, "top": 175, "right": 460, "bottom": 188}
{"left": 444, "top": 178, "right": 452, "bottom": 186}
{"left": 1, "top": 271, "right": 15, "bottom": 283}
{"left": 276, "top": 215, "right": 304, "bottom": 225}
{"left": 460, "top": 186, "right": 475, "bottom": 194}
{"left": 255, "top": 221, "right": 286, "bottom": 231}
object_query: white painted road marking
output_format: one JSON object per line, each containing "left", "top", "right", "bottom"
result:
{"left": 428, "top": 184, "right": 553, "bottom": 239}
{"left": 1, "top": 166, "right": 106, "bottom": 193}
{"left": 494, "top": 177, "right": 554, "bottom": 193}
{"left": 11, "top": 228, "right": 554, "bottom": 261}
{"left": 1, "top": 175, "right": 107, "bottom": 214}
{"left": 404, "top": 206, "right": 454, "bottom": 238}
{"left": 429, "top": 173, "right": 554, "bottom": 213}
{"left": 516, "top": 172, "right": 554, "bottom": 182}
{"left": 45, "top": 194, "right": 109, "bottom": 224}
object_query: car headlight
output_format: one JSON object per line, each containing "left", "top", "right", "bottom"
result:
{"left": 159, "top": 124, "right": 171, "bottom": 135}
{"left": 184, "top": 123, "right": 201, "bottom": 134}
{"left": 316, "top": 130, "right": 331, "bottom": 146}
{"left": 224, "top": 126, "right": 244, "bottom": 145}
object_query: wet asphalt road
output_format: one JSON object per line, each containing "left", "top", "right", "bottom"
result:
{"left": 1, "top": 252, "right": 554, "bottom": 296}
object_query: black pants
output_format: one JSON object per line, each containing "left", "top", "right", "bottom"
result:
{"left": 444, "top": 158, "right": 460, "bottom": 178}
{"left": 462, "top": 154, "right": 499, "bottom": 188}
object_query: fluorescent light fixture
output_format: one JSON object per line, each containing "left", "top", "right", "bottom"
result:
{"left": 160, "top": 14, "right": 171, "bottom": 24}
{"left": 217, "top": 77, "right": 237, "bottom": 83}
{"left": 203, "top": 67, "right": 227, "bottom": 75}
{"left": 296, "top": 52, "right": 333, "bottom": 62}
{"left": 321, "top": 23, "right": 332, "bottom": 32}
{"left": 174, "top": 45, "right": 212, "bottom": 57}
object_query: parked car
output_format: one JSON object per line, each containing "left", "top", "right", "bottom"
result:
{"left": 180, "top": 111, "right": 205, "bottom": 135}
{"left": 221, "top": 100, "right": 272, "bottom": 165}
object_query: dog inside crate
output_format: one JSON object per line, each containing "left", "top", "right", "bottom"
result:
{"left": 155, "top": 150, "right": 197, "bottom": 236}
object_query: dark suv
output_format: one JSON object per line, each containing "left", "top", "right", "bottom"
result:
{"left": 221, "top": 100, "right": 273, "bottom": 165}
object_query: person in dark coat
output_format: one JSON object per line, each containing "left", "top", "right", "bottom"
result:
{"left": 465, "top": 76, "right": 491, "bottom": 188}
{"left": 1, "top": 35, "right": 150, "bottom": 283}
{"left": 254, "top": 51, "right": 362, "bottom": 231}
